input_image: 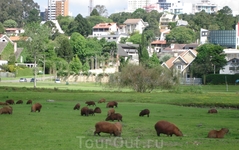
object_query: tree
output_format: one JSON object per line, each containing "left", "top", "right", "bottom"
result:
{"left": 56, "top": 37, "right": 73, "bottom": 63}
{"left": 127, "top": 32, "right": 141, "bottom": 44}
{"left": 110, "top": 64, "right": 177, "bottom": 92}
{"left": 216, "top": 6, "right": 235, "bottom": 30}
{"left": 69, "top": 32, "right": 87, "bottom": 61}
{"left": 69, "top": 54, "right": 82, "bottom": 74}
{"left": 166, "top": 27, "right": 196, "bottom": 44}
{"left": 90, "top": 9, "right": 100, "bottom": 16}
{"left": 193, "top": 43, "right": 227, "bottom": 84}
{"left": 23, "top": 22, "right": 50, "bottom": 88}
{"left": 147, "top": 53, "right": 160, "bottom": 68}
{"left": 3, "top": 19, "right": 18, "bottom": 28}
{"left": 67, "top": 14, "right": 91, "bottom": 36}
{"left": 57, "top": 15, "right": 74, "bottom": 33}
{"left": 25, "top": 8, "right": 41, "bottom": 23}
{"left": 138, "top": 33, "right": 149, "bottom": 64}
{"left": 0, "top": 23, "right": 4, "bottom": 34}
{"left": 94, "top": 5, "right": 108, "bottom": 17}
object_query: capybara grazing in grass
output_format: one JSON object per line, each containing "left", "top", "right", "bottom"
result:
{"left": 106, "top": 101, "right": 118, "bottom": 108}
{"left": 114, "top": 122, "right": 122, "bottom": 136}
{"left": 139, "top": 109, "right": 150, "bottom": 117}
{"left": 154, "top": 120, "right": 183, "bottom": 137}
{"left": 98, "top": 98, "right": 106, "bottom": 103}
{"left": 81, "top": 106, "right": 89, "bottom": 116}
{"left": 85, "top": 101, "right": 96, "bottom": 106}
{"left": 31, "top": 103, "right": 42, "bottom": 112}
{"left": 208, "top": 108, "right": 217, "bottom": 113}
{"left": 73, "top": 103, "right": 80, "bottom": 110}
{"left": 107, "top": 108, "right": 115, "bottom": 116}
{"left": 105, "top": 113, "right": 122, "bottom": 122}
{"left": 94, "top": 107, "right": 101, "bottom": 113}
{"left": 6, "top": 99, "right": 14, "bottom": 105}
{"left": 0, "top": 102, "right": 9, "bottom": 105}
{"left": 0, "top": 106, "right": 12, "bottom": 114}
{"left": 94, "top": 121, "right": 120, "bottom": 136}
{"left": 26, "top": 100, "right": 32, "bottom": 105}
{"left": 207, "top": 128, "right": 229, "bottom": 138}
{"left": 88, "top": 109, "right": 95, "bottom": 116}
{"left": 16, "top": 100, "right": 23, "bottom": 104}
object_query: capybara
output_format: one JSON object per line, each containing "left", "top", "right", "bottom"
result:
{"left": 88, "top": 109, "right": 95, "bottom": 116}
{"left": 94, "top": 107, "right": 101, "bottom": 113}
{"left": 85, "top": 101, "right": 96, "bottom": 106}
{"left": 16, "top": 100, "right": 23, "bottom": 104}
{"left": 106, "top": 101, "right": 118, "bottom": 108}
{"left": 107, "top": 108, "right": 115, "bottom": 117}
{"left": 154, "top": 120, "right": 183, "bottom": 137}
{"left": 139, "top": 109, "right": 150, "bottom": 117}
{"left": 105, "top": 113, "right": 122, "bottom": 122}
{"left": 207, "top": 128, "right": 229, "bottom": 138}
{"left": 0, "top": 102, "right": 9, "bottom": 105}
{"left": 73, "top": 103, "right": 80, "bottom": 110}
{"left": 0, "top": 106, "right": 12, "bottom": 114}
{"left": 6, "top": 99, "right": 14, "bottom": 105}
{"left": 94, "top": 121, "right": 120, "bottom": 136}
{"left": 31, "top": 103, "right": 42, "bottom": 112}
{"left": 81, "top": 106, "right": 89, "bottom": 116}
{"left": 208, "top": 108, "right": 217, "bottom": 113}
{"left": 114, "top": 122, "right": 122, "bottom": 136}
{"left": 98, "top": 98, "right": 106, "bottom": 103}
{"left": 26, "top": 100, "right": 32, "bottom": 105}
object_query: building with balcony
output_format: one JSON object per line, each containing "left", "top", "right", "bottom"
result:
{"left": 47, "top": 0, "right": 69, "bottom": 20}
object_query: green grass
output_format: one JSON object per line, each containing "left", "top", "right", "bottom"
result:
{"left": 0, "top": 84, "right": 239, "bottom": 149}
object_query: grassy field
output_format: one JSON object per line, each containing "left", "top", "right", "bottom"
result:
{"left": 0, "top": 83, "right": 239, "bottom": 150}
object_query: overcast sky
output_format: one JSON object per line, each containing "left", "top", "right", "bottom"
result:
{"left": 33, "top": 0, "right": 238, "bottom": 17}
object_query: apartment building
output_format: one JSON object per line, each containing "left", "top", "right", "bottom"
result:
{"left": 127, "top": 0, "right": 158, "bottom": 12}
{"left": 48, "top": 0, "right": 69, "bottom": 20}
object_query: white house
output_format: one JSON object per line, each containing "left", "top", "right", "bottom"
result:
{"left": 123, "top": 19, "right": 149, "bottom": 34}
{"left": 88, "top": 34, "right": 129, "bottom": 43}
{"left": 159, "top": 13, "right": 179, "bottom": 30}
{"left": 92, "top": 23, "right": 118, "bottom": 36}
{"left": 220, "top": 49, "right": 239, "bottom": 74}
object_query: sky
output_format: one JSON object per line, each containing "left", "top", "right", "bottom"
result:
{"left": 33, "top": 0, "right": 239, "bottom": 17}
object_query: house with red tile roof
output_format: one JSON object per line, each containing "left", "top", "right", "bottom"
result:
{"left": 161, "top": 49, "right": 198, "bottom": 78}
{"left": 92, "top": 23, "right": 118, "bottom": 36}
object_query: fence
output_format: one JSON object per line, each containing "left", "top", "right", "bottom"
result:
{"left": 180, "top": 78, "right": 202, "bottom": 85}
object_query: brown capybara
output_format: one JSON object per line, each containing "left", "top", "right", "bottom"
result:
{"left": 26, "top": 100, "right": 32, "bottom": 105}
{"left": 105, "top": 113, "right": 122, "bottom": 122}
{"left": 208, "top": 108, "right": 217, "bottom": 113}
{"left": 139, "top": 109, "right": 150, "bottom": 117}
{"left": 73, "top": 103, "right": 80, "bottom": 110}
{"left": 114, "top": 122, "right": 122, "bottom": 136}
{"left": 94, "top": 121, "right": 120, "bottom": 136}
{"left": 85, "top": 101, "right": 96, "bottom": 106}
{"left": 0, "top": 102, "right": 9, "bottom": 105}
{"left": 107, "top": 108, "right": 115, "bottom": 117}
{"left": 88, "top": 109, "right": 95, "bottom": 116}
{"left": 207, "top": 128, "right": 229, "bottom": 138}
{"left": 98, "top": 98, "right": 106, "bottom": 103}
{"left": 106, "top": 101, "right": 118, "bottom": 108}
{"left": 94, "top": 107, "right": 101, "bottom": 113}
{"left": 16, "top": 100, "right": 23, "bottom": 104}
{"left": 154, "top": 120, "right": 183, "bottom": 137}
{"left": 6, "top": 99, "right": 14, "bottom": 105}
{"left": 31, "top": 103, "right": 42, "bottom": 112}
{"left": 81, "top": 106, "right": 89, "bottom": 116}
{"left": 0, "top": 106, "right": 12, "bottom": 114}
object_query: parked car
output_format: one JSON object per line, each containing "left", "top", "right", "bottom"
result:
{"left": 19, "top": 78, "right": 27, "bottom": 82}
{"left": 30, "top": 78, "right": 37, "bottom": 82}
{"left": 55, "top": 78, "right": 60, "bottom": 83}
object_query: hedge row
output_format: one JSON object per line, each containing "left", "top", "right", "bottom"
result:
{"left": 205, "top": 74, "right": 239, "bottom": 85}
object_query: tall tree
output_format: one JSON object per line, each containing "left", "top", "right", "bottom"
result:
{"left": 56, "top": 37, "right": 73, "bottom": 63}
{"left": 57, "top": 15, "right": 74, "bottom": 33}
{"left": 69, "top": 32, "right": 87, "bottom": 61}
{"left": 193, "top": 43, "right": 227, "bottom": 84}
{"left": 138, "top": 33, "right": 149, "bottom": 64}
{"left": 25, "top": 8, "right": 41, "bottom": 23}
{"left": 90, "top": 9, "right": 100, "bottom": 16}
{"left": 0, "top": 23, "right": 5, "bottom": 34}
{"left": 23, "top": 22, "right": 50, "bottom": 88}
{"left": 94, "top": 5, "right": 108, "bottom": 17}
{"left": 67, "top": 14, "right": 91, "bottom": 36}
{"left": 69, "top": 54, "right": 82, "bottom": 74}
{"left": 166, "top": 27, "right": 196, "bottom": 44}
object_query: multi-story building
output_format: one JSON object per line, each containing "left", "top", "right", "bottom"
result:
{"left": 47, "top": 0, "right": 69, "bottom": 20}
{"left": 127, "top": 0, "right": 158, "bottom": 12}
{"left": 159, "top": 13, "right": 179, "bottom": 29}
{"left": 192, "top": 0, "right": 218, "bottom": 14}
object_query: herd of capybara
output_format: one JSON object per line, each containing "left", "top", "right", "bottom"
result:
{"left": 0, "top": 98, "right": 229, "bottom": 139}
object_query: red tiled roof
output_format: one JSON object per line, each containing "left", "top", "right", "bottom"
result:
{"left": 151, "top": 40, "right": 166, "bottom": 44}
{"left": 93, "top": 23, "right": 116, "bottom": 29}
